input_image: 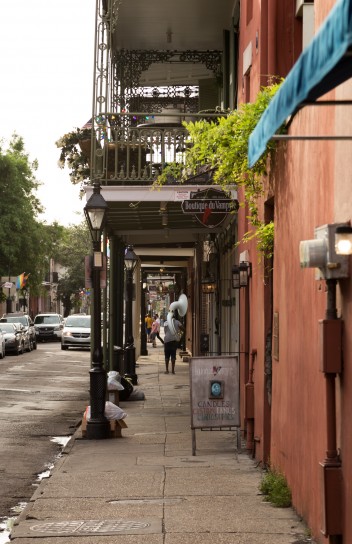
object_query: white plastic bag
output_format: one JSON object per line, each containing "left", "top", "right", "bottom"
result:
{"left": 85, "top": 401, "right": 127, "bottom": 421}
{"left": 107, "top": 371, "right": 124, "bottom": 391}
{"left": 104, "top": 401, "right": 127, "bottom": 420}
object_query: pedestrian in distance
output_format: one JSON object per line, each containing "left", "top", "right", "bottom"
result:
{"left": 150, "top": 314, "right": 164, "bottom": 347}
{"left": 154, "top": 314, "right": 164, "bottom": 345}
{"left": 163, "top": 316, "right": 184, "bottom": 374}
{"left": 145, "top": 312, "right": 153, "bottom": 342}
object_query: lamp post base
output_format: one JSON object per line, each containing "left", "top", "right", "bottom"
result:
{"left": 86, "top": 419, "right": 111, "bottom": 439}
{"left": 87, "top": 366, "right": 110, "bottom": 440}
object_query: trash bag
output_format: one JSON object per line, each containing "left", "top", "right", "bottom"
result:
{"left": 85, "top": 401, "right": 127, "bottom": 421}
{"left": 104, "top": 401, "right": 127, "bottom": 420}
{"left": 119, "top": 375, "right": 133, "bottom": 401}
{"left": 107, "top": 371, "right": 124, "bottom": 391}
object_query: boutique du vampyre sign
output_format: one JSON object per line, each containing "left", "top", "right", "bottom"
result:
{"left": 181, "top": 188, "right": 237, "bottom": 229}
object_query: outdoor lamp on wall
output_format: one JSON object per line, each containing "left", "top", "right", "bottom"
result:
{"left": 335, "top": 225, "right": 352, "bottom": 255}
{"left": 201, "top": 276, "right": 217, "bottom": 294}
{"left": 239, "top": 261, "right": 251, "bottom": 287}
{"left": 232, "top": 262, "right": 251, "bottom": 289}
{"left": 232, "top": 265, "right": 240, "bottom": 289}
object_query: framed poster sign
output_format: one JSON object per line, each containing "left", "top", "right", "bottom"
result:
{"left": 190, "top": 356, "right": 240, "bottom": 454}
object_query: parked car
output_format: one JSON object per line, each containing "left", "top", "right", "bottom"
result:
{"left": 1, "top": 313, "right": 37, "bottom": 349}
{"left": 15, "top": 323, "right": 32, "bottom": 352}
{"left": 0, "top": 328, "right": 5, "bottom": 359}
{"left": 61, "top": 314, "right": 91, "bottom": 350}
{"left": 34, "top": 313, "right": 64, "bottom": 342}
{"left": 0, "top": 322, "right": 24, "bottom": 355}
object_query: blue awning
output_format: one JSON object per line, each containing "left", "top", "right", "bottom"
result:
{"left": 248, "top": 0, "right": 352, "bottom": 167}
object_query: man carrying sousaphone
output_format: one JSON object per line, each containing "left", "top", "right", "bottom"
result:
{"left": 163, "top": 294, "right": 187, "bottom": 374}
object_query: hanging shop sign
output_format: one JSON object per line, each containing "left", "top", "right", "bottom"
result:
{"left": 181, "top": 188, "right": 237, "bottom": 228}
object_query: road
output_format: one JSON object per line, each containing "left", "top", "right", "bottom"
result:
{"left": 0, "top": 342, "right": 90, "bottom": 519}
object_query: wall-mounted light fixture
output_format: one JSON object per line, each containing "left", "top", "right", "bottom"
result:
{"left": 201, "top": 276, "right": 217, "bottom": 294}
{"left": 300, "top": 223, "right": 350, "bottom": 279}
{"left": 335, "top": 224, "right": 352, "bottom": 255}
{"left": 232, "top": 261, "right": 251, "bottom": 289}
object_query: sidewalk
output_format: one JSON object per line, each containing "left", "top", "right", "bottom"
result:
{"left": 10, "top": 345, "right": 311, "bottom": 544}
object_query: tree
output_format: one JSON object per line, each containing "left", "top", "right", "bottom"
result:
{"left": 55, "top": 222, "right": 91, "bottom": 316}
{"left": 0, "top": 134, "right": 46, "bottom": 285}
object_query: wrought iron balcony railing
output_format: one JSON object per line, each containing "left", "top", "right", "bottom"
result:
{"left": 86, "top": 111, "right": 223, "bottom": 186}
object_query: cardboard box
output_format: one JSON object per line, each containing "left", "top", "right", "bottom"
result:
{"left": 81, "top": 412, "right": 127, "bottom": 438}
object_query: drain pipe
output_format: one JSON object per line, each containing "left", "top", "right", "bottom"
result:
{"left": 319, "top": 278, "right": 343, "bottom": 542}
{"left": 245, "top": 348, "right": 256, "bottom": 456}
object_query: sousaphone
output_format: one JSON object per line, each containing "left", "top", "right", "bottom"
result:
{"left": 167, "top": 293, "right": 188, "bottom": 341}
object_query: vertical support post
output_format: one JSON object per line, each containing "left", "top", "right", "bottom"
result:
{"left": 140, "top": 270, "right": 148, "bottom": 356}
{"left": 124, "top": 268, "right": 137, "bottom": 384}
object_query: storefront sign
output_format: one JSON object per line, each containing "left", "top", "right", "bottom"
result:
{"left": 181, "top": 188, "right": 237, "bottom": 228}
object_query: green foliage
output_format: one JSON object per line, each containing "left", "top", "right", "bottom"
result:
{"left": 55, "top": 222, "right": 91, "bottom": 316}
{"left": 259, "top": 467, "right": 292, "bottom": 508}
{"left": 0, "top": 134, "right": 48, "bottom": 288}
{"left": 153, "top": 162, "right": 186, "bottom": 187}
{"left": 155, "top": 82, "right": 282, "bottom": 258}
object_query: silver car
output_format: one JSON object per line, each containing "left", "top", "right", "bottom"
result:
{"left": 61, "top": 315, "right": 91, "bottom": 350}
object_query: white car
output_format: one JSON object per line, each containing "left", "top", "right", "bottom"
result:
{"left": 61, "top": 315, "right": 91, "bottom": 350}
{"left": 34, "top": 313, "right": 64, "bottom": 342}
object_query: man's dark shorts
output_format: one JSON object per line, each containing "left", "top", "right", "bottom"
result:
{"left": 164, "top": 340, "right": 178, "bottom": 361}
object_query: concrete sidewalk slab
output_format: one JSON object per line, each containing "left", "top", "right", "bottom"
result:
{"left": 9, "top": 348, "right": 312, "bottom": 544}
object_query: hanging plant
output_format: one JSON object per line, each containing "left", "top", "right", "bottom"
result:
{"left": 155, "top": 81, "right": 283, "bottom": 258}
{"left": 55, "top": 127, "right": 91, "bottom": 185}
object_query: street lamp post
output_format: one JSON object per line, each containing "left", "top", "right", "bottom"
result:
{"left": 84, "top": 183, "right": 110, "bottom": 440}
{"left": 124, "top": 245, "right": 139, "bottom": 385}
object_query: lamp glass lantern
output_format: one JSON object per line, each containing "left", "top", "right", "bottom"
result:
{"left": 232, "top": 265, "right": 240, "bottom": 289}
{"left": 335, "top": 225, "right": 352, "bottom": 255}
{"left": 201, "top": 276, "right": 216, "bottom": 294}
{"left": 239, "top": 261, "right": 250, "bottom": 287}
{"left": 84, "top": 184, "right": 108, "bottom": 243}
{"left": 124, "top": 245, "right": 139, "bottom": 272}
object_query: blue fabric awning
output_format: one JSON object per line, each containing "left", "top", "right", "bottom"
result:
{"left": 248, "top": 0, "right": 352, "bottom": 167}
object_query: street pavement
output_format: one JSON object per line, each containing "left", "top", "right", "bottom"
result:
{"left": 9, "top": 343, "right": 312, "bottom": 544}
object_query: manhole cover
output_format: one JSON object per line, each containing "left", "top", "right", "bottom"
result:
{"left": 30, "top": 519, "right": 154, "bottom": 535}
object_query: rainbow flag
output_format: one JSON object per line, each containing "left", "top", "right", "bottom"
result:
{"left": 16, "top": 273, "right": 30, "bottom": 289}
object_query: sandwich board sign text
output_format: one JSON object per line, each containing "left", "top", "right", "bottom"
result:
{"left": 190, "top": 355, "right": 240, "bottom": 455}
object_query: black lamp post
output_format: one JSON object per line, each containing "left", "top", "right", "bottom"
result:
{"left": 124, "top": 245, "right": 138, "bottom": 385}
{"left": 84, "top": 183, "right": 110, "bottom": 440}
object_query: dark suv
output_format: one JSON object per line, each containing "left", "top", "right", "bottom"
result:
{"left": 1, "top": 313, "right": 37, "bottom": 350}
{"left": 34, "top": 313, "right": 64, "bottom": 342}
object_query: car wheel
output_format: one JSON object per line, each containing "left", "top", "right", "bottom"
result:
{"left": 61, "top": 344, "right": 68, "bottom": 350}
